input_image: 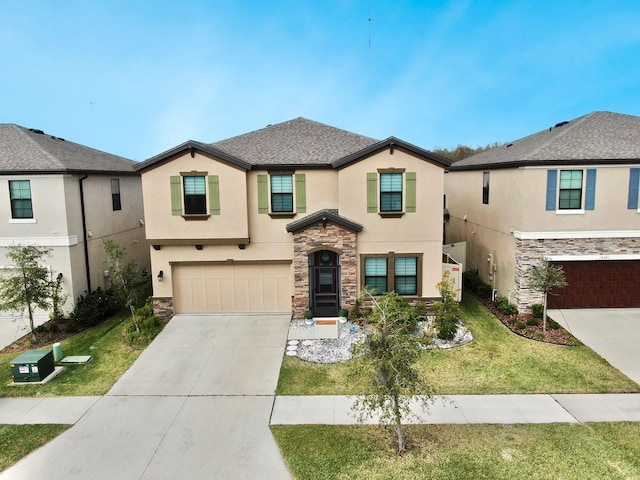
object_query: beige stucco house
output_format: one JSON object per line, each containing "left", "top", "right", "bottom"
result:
{"left": 135, "top": 118, "right": 451, "bottom": 319}
{"left": 0, "top": 124, "right": 149, "bottom": 317}
{"left": 446, "top": 111, "right": 640, "bottom": 310}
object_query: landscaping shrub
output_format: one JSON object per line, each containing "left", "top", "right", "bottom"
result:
{"left": 526, "top": 317, "right": 540, "bottom": 327}
{"left": 531, "top": 303, "right": 544, "bottom": 319}
{"left": 434, "top": 271, "right": 460, "bottom": 341}
{"left": 463, "top": 268, "right": 493, "bottom": 299}
{"left": 494, "top": 296, "right": 518, "bottom": 315}
{"left": 125, "top": 298, "right": 162, "bottom": 348}
{"left": 67, "top": 288, "right": 118, "bottom": 332}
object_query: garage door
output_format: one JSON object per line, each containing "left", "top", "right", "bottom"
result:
{"left": 173, "top": 262, "right": 292, "bottom": 313}
{"left": 549, "top": 260, "right": 640, "bottom": 308}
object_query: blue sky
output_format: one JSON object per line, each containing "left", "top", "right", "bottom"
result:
{"left": 2, "top": 1, "right": 640, "bottom": 161}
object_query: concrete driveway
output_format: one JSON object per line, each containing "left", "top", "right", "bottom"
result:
{"left": 0, "top": 314, "right": 292, "bottom": 480}
{"left": 549, "top": 308, "right": 640, "bottom": 385}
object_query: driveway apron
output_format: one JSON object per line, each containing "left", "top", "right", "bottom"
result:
{"left": 0, "top": 314, "right": 292, "bottom": 480}
{"left": 549, "top": 308, "right": 640, "bottom": 385}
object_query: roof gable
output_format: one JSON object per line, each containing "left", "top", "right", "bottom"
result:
{"left": 134, "top": 140, "right": 251, "bottom": 172}
{"left": 0, "top": 124, "right": 137, "bottom": 174}
{"left": 286, "top": 209, "right": 363, "bottom": 233}
{"left": 451, "top": 111, "right": 640, "bottom": 170}
{"left": 211, "top": 117, "right": 379, "bottom": 167}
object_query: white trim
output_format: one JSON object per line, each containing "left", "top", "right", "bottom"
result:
{"left": 514, "top": 230, "right": 640, "bottom": 240}
{"left": 0, "top": 236, "right": 79, "bottom": 247}
{"left": 555, "top": 209, "right": 585, "bottom": 215}
{"left": 546, "top": 253, "right": 640, "bottom": 261}
{"left": 8, "top": 218, "right": 37, "bottom": 224}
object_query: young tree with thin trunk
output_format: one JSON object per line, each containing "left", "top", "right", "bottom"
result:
{"left": 0, "top": 245, "right": 53, "bottom": 341}
{"left": 349, "top": 290, "right": 434, "bottom": 454}
{"left": 528, "top": 257, "right": 568, "bottom": 331}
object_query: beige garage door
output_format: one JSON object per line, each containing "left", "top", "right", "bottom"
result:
{"left": 173, "top": 262, "right": 292, "bottom": 313}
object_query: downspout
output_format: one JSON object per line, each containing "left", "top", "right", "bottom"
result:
{"left": 79, "top": 174, "right": 92, "bottom": 292}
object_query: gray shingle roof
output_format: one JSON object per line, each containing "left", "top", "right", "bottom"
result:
{"left": 210, "top": 117, "right": 379, "bottom": 166}
{"left": 0, "top": 124, "right": 137, "bottom": 174}
{"left": 451, "top": 111, "right": 640, "bottom": 170}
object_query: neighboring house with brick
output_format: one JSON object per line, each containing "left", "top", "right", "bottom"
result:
{"left": 446, "top": 111, "right": 640, "bottom": 310}
{"left": 0, "top": 124, "right": 149, "bottom": 317}
{"left": 135, "top": 118, "right": 451, "bottom": 319}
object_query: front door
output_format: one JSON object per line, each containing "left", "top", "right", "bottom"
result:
{"left": 310, "top": 250, "right": 340, "bottom": 316}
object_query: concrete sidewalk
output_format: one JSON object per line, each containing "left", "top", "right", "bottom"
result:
{"left": 271, "top": 393, "right": 640, "bottom": 425}
{"left": 2, "top": 393, "right": 640, "bottom": 427}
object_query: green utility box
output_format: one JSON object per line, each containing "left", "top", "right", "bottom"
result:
{"left": 10, "top": 349, "right": 55, "bottom": 383}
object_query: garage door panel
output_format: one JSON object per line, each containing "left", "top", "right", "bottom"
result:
{"left": 549, "top": 260, "right": 640, "bottom": 309}
{"left": 173, "top": 263, "right": 292, "bottom": 313}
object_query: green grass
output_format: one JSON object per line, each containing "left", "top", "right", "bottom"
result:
{"left": 0, "top": 312, "right": 154, "bottom": 397}
{"left": 276, "top": 294, "right": 640, "bottom": 395}
{"left": 0, "top": 424, "right": 70, "bottom": 472}
{"left": 272, "top": 423, "right": 640, "bottom": 479}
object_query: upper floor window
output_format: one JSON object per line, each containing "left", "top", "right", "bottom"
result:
{"left": 362, "top": 253, "right": 421, "bottom": 296}
{"left": 559, "top": 170, "right": 583, "bottom": 209}
{"left": 270, "top": 174, "right": 294, "bottom": 213}
{"left": 111, "top": 178, "right": 122, "bottom": 211}
{"left": 183, "top": 176, "right": 207, "bottom": 214}
{"left": 380, "top": 172, "right": 403, "bottom": 212}
{"left": 9, "top": 180, "right": 33, "bottom": 219}
{"left": 170, "top": 174, "right": 220, "bottom": 218}
{"left": 367, "top": 170, "right": 416, "bottom": 216}
{"left": 546, "top": 168, "right": 596, "bottom": 213}
{"left": 257, "top": 173, "right": 306, "bottom": 216}
{"left": 628, "top": 168, "right": 639, "bottom": 210}
{"left": 482, "top": 172, "right": 490, "bottom": 205}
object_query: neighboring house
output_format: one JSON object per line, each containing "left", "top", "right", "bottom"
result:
{"left": 446, "top": 111, "right": 640, "bottom": 310}
{"left": 135, "top": 118, "right": 451, "bottom": 319}
{"left": 0, "top": 124, "right": 149, "bottom": 317}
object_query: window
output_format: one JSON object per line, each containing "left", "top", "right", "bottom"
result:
{"left": 628, "top": 168, "right": 639, "bottom": 210}
{"left": 380, "top": 172, "right": 403, "bottom": 212}
{"left": 482, "top": 172, "right": 490, "bottom": 204}
{"left": 364, "top": 257, "right": 387, "bottom": 293}
{"left": 394, "top": 257, "right": 417, "bottom": 295}
{"left": 9, "top": 180, "right": 33, "bottom": 219}
{"left": 270, "top": 174, "right": 293, "bottom": 213}
{"left": 362, "top": 253, "right": 421, "bottom": 296}
{"left": 559, "top": 170, "right": 583, "bottom": 209}
{"left": 111, "top": 179, "right": 121, "bottom": 211}
{"left": 183, "top": 176, "right": 206, "bottom": 214}
{"left": 546, "top": 168, "right": 596, "bottom": 212}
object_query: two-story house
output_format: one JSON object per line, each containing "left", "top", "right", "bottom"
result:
{"left": 446, "top": 111, "right": 640, "bottom": 310}
{"left": 135, "top": 118, "right": 451, "bottom": 319}
{"left": 0, "top": 124, "right": 149, "bottom": 317}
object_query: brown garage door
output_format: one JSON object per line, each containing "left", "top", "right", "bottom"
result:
{"left": 549, "top": 260, "right": 640, "bottom": 308}
{"left": 173, "top": 262, "right": 292, "bottom": 314}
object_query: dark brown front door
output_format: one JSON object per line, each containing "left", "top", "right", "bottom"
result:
{"left": 310, "top": 250, "right": 340, "bottom": 316}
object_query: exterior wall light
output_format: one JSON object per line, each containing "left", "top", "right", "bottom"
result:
{"left": 157, "top": 270, "right": 164, "bottom": 282}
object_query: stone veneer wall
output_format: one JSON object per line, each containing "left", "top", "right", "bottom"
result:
{"left": 292, "top": 222, "right": 358, "bottom": 319}
{"left": 514, "top": 236, "right": 640, "bottom": 311}
{"left": 153, "top": 297, "right": 174, "bottom": 320}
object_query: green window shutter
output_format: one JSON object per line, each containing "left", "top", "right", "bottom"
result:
{"left": 170, "top": 176, "right": 182, "bottom": 215}
{"left": 406, "top": 172, "right": 416, "bottom": 212}
{"left": 367, "top": 172, "right": 378, "bottom": 213}
{"left": 257, "top": 174, "right": 268, "bottom": 213}
{"left": 295, "top": 173, "right": 306, "bottom": 213}
{"left": 208, "top": 175, "right": 220, "bottom": 215}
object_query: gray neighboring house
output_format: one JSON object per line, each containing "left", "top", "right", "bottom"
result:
{"left": 0, "top": 124, "right": 149, "bottom": 318}
{"left": 446, "top": 111, "right": 640, "bottom": 310}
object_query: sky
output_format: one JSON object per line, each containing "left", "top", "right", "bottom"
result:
{"left": 2, "top": 1, "right": 640, "bottom": 162}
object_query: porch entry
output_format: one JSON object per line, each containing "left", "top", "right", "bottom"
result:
{"left": 309, "top": 250, "right": 341, "bottom": 316}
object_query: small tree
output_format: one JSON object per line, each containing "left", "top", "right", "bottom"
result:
{"left": 349, "top": 290, "right": 434, "bottom": 454}
{"left": 49, "top": 271, "right": 67, "bottom": 321}
{"left": 0, "top": 245, "right": 53, "bottom": 341}
{"left": 433, "top": 270, "right": 461, "bottom": 340}
{"left": 103, "top": 239, "right": 149, "bottom": 333}
{"left": 528, "top": 257, "right": 568, "bottom": 331}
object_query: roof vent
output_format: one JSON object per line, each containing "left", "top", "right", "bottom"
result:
{"left": 554, "top": 121, "right": 569, "bottom": 128}
{"left": 505, "top": 143, "right": 513, "bottom": 148}
{"left": 29, "top": 128, "right": 45, "bottom": 135}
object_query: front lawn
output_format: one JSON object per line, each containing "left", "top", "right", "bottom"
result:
{"left": 272, "top": 423, "right": 640, "bottom": 479}
{"left": 0, "top": 424, "right": 70, "bottom": 472}
{"left": 0, "top": 311, "right": 160, "bottom": 397}
{"left": 276, "top": 294, "right": 640, "bottom": 395}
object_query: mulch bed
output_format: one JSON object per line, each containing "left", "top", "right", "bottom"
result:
{"left": 477, "top": 296, "right": 581, "bottom": 346}
{"left": 1, "top": 321, "right": 75, "bottom": 355}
